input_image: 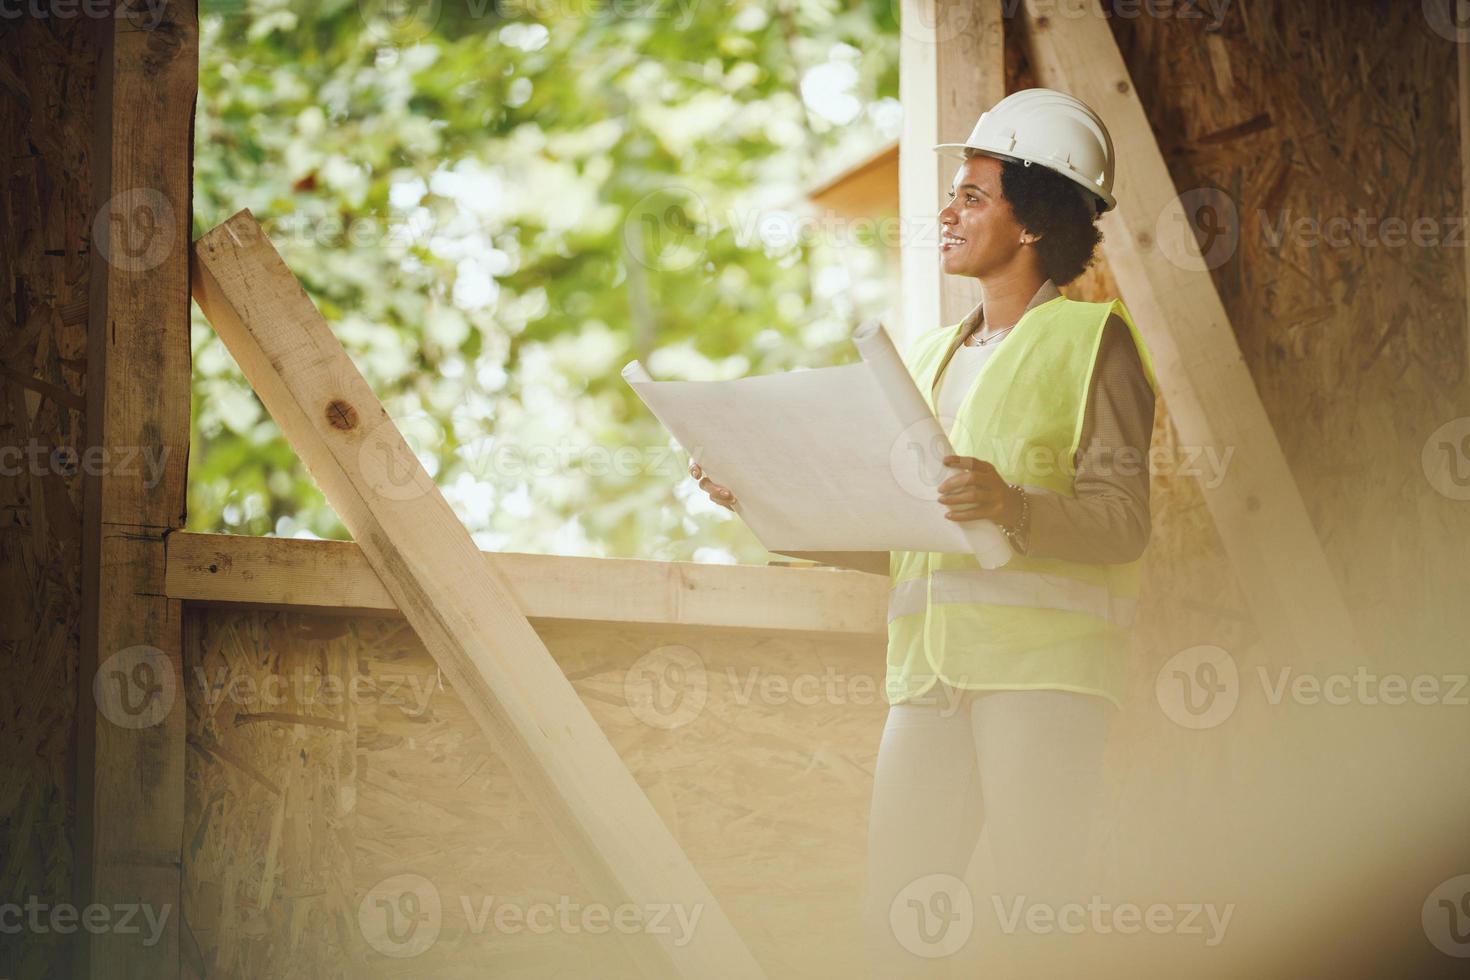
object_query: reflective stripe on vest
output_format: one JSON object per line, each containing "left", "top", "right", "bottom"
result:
{"left": 887, "top": 569, "right": 1138, "bottom": 629}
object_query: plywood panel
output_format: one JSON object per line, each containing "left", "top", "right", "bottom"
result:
{"left": 184, "top": 608, "right": 887, "bottom": 978}
{"left": 0, "top": 12, "right": 99, "bottom": 980}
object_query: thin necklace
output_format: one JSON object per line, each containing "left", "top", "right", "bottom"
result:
{"left": 963, "top": 321, "right": 1016, "bottom": 347}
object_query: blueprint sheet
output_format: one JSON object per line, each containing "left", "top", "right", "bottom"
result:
{"left": 623, "top": 320, "right": 1013, "bottom": 569}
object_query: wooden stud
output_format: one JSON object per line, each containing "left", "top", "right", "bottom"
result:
{"left": 190, "top": 210, "right": 767, "bottom": 979}
{"left": 1016, "top": 0, "right": 1362, "bottom": 662}
{"left": 77, "top": 4, "right": 197, "bottom": 978}
{"left": 165, "top": 532, "right": 886, "bottom": 635}
{"left": 897, "top": 0, "right": 1003, "bottom": 349}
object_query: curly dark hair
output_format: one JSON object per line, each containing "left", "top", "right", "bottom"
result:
{"left": 977, "top": 152, "right": 1104, "bottom": 286}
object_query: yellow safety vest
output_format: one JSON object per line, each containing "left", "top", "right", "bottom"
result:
{"left": 886, "top": 294, "right": 1158, "bottom": 708}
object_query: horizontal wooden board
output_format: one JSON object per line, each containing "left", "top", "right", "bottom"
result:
{"left": 166, "top": 531, "right": 887, "bottom": 636}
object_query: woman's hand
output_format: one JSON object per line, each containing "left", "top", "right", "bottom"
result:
{"left": 937, "top": 455, "right": 1022, "bottom": 526}
{"left": 688, "top": 461, "right": 738, "bottom": 510}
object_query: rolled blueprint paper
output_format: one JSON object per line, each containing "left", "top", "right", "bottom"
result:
{"left": 621, "top": 360, "right": 654, "bottom": 386}
{"left": 851, "top": 318, "right": 1013, "bottom": 569}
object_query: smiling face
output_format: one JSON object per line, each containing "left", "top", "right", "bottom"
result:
{"left": 938, "top": 153, "right": 1033, "bottom": 279}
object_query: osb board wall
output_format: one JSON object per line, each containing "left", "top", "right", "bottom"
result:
{"left": 1003, "top": 2, "right": 1470, "bottom": 973}
{"left": 182, "top": 610, "right": 362, "bottom": 979}
{"left": 183, "top": 607, "right": 888, "bottom": 979}
{"left": 0, "top": 13, "right": 97, "bottom": 980}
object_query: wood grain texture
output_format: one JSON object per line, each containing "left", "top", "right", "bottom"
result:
{"left": 76, "top": 4, "right": 197, "bottom": 979}
{"left": 0, "top": 15, "right": 98, "bottom": 980}
{"left": 897, "top": 0, "right": 1002, "bottom": 349}
{"left": 189, "top": 210, "right": 766, "bottom": 978}
{"left": 181, "top": 608, "right": 887, "bottom": 978}
{"left": 164, "top": 531, "right": 887, "bottom": 635}
{"left": 1016, "top": 0, "right": 1362, "bottom": 666}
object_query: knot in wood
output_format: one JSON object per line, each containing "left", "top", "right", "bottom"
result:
{"left": 326, "top": 399, "right": 359, "bottom": 431}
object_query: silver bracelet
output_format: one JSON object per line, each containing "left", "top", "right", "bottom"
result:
{"left": 1001, "top": 483, "right": 1029, "bottom": 550}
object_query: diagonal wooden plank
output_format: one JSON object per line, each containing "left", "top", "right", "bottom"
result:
{"left": 190, "top": 210, "right": 766, "bottom": 979}
{"left": 1016, "top": 0, "right": 1362, "bottom": 662}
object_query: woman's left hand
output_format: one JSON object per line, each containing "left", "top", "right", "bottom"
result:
{"left": 937, "top": 455, "right": 1022, "bottom": 526}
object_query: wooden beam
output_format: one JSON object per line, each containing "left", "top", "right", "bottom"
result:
{"left": 1016, "top": 0, "right": 1362, "bottom": 662}
{"left": 165, "top": 531, "right": 887, "bottom": 635}
{"left": 897, "top": 0, "right": 1003, "bottom": 349}
{"left": 78, "top": 4, "right": 197, "bottom": 978}
{"left": 1460, "top": 16, "right": 1470, "bottom": 383}
{"left": 190, "top": 211, "right": 767, "bottom": 979}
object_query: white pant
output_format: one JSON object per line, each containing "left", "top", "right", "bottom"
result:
{"left": 862, "top": 681, "right": 1115, "bottom": 978}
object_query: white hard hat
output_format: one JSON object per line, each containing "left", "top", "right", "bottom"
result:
{"left": 934, "top": 88, "right": 1117, "bottom": 214}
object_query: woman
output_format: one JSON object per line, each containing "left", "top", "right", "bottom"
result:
{"left": 691, "top": 88, "right": 1157, "bottom": 976}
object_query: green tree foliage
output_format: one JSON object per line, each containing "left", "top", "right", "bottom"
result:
{"left": 191, "top": 0, "right": 899, "bottom": 563}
